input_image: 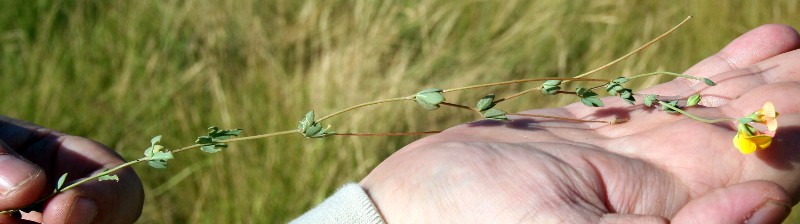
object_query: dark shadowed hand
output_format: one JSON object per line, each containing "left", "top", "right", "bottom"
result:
{"left": 0, "top": 117, "right": 143, "bottom": 223}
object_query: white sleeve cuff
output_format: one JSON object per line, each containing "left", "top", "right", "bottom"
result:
{"left": 290, "top": 183, "right": 385, "bottom": 224}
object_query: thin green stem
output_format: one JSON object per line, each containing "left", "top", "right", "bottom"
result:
{"left": 628, "top": 71, "right": 704, "bottom": 81}
{"left": 316, "top": 96, "right": 413, "bottom": 123}
{"left": 658, "top": 101, "right": 733, "bottom": 123}
{"left": 440, "top": 102, "right": 477, "bottom": 111}
{"left": 334, "top": 131, "right": 441, "bottom": 136}
{"left": 572, "top": 16, "right": 692, "bottom": 80}
{"left": 495, "top": 16, "right": 692, "bottom": 103}
{"left": 508, "top": 113, "right": 614, "bottom": 124}
{"left": 172, "top": 130, "right": 298, "bottom": 154}
{"left": 442, "top": 77, "right": 608, "bottom": 93}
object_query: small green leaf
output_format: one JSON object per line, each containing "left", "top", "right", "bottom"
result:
{"left": 200, "top": 143, "right": 229, "bottom": 153}
{"left": 619, "top": 89, "right": 635, "bottom": 104}
{"left": 299, "top": 111, "right": 316, "bottom": 130}
{"left": 702, "top": 78, "right": 716, "bottom": 86}
{"left": 206, "top": 127, "right": 242, "bottom": 141}
{"left": 148, "top": 160, "right": 167, "bottom": 169}
{"left": 543, "top": 80, "right": 562, "bottom": 86}
{"left": 148, "top": 151, "right": 174, "bottom": 169}
{"left": 476, "top": 94, "right": 496, "bottom": 111}
{"left": 606, "top": 83, "right": 624, "bottom": 95}
{"left": 541, "top": 85, "right": 561, "bottom": 95}
{"left": 151, "top": 151, "right": 173, "bottom": 161}
{"left": 144, "top": 145, "right": 165, "bottom": 158}
{"left": 644, "top": 94, "right": 658, "bottom": 107}
{"left": 576, "top": 87, "right": 604, "bottom": 107}
{"left": 541, "top": 80, "right": 562, "bottom": 95}
{"left": 150, "top": 135, "right": 162, "bottom": 145}
{"left": 98, "top": 174, "right": 119, "bottom": 182}
{"left": 661, "top": 100, "right": 681, "bottom": 114}
{"left": 612, "top": 77, "right": 629, "bottom": 84}
{"left": 297, "top": 111, "right": 335, "bottom": 138}
{"left": 303, "top": 125, "right": 335, "bottom": 138}
{"left": 200, "top": 145, "right": 220, "bottom": 153}
{"left": 576, "top": 87, "right": 589, "bottom": 96}
{"left": 580, "top": 96, "right": 605, "bottom": 107}
{"left": 481, "top": 108, "right": 508, "bottom": 120}
{"left": 414, "top": 88, "right": 445, "bottom": 110}
{"left": 55, "top": 173, "right": 68, "bottom": 191}
{"left": 144, "top": 135, "right": 164, "bottom": 157}
{"left": 686, "top": 94, "right": 701, "bottom": 107}
{"left": 195, "top": 136, "right": 214, "bottom": 144}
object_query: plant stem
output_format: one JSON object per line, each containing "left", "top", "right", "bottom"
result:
{"left": 572, "top": 16, "right": 692, "bottom": 80}
{"left": 494, "top": 16, "right": 692, "bottom": 103}
{"left": 440, "top": 102, "right": 477, "bottom": 111}
{"left": 627, "top": 71, "right": 704, "bottom": 81}
{"left": 334, "top": 131, "right": 441, "bottom": 136}
{"left": 316, "top": 96, "right": 413, "bottom": 123}
{"left": 508, "top": 113, "right": 613, "bottom": 123}
{"left": 442, "top": 77, "right": 607, "bottom": 93}
{"left": 658, "top": 101, "right": 733, "bottom": 123}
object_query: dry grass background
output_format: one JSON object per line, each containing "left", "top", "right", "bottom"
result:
{"left": 1, "top": 0, "right": 799, "bottom": 223}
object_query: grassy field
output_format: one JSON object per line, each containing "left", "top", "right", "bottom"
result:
{"left": 1, "top": 0, "right": 799, "bottom": 223}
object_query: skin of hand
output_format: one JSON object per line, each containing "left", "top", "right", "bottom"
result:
{"left": 361, "top": 24, "right": 800, "bottom": 223}
{"left": 0, "top": 117, "right": 143, "bottom": 223}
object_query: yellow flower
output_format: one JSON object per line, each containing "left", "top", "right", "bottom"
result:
{"left": 754, "top": 101, "right": 779, "bottom": 131}
{"left": 732, "top": 128, "right": 773, "bottom": 154}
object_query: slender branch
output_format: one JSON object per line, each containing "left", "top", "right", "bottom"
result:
{"left": 316, "top": 96, "right": 413, "bottom": 123}
{"left": 628, "top": 71, "right": 704, "bottom": 81}
{"left": 508, "top": 113, "right": 613, "bottom": 124}
{"left": 334, "top": 131, "right": 441, "bottom": 136}
{"left": 571, "top": 16, "right": 692, "bottom": 80}
{"left": 440, "top": 102, "right": 477, "bottom": 111}
{"left": 442, "top": 77, "right": 608, "bottom": 93}
{"left": 658, "top": 101, "right": 733, "bottom": 123}
{"left": 494, "top": 16, "right": 692, "bottom": 103}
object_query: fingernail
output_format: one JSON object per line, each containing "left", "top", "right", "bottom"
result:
{"left": 0, "top": 155, "right": 39, "bottom": 196}
{"left": 746, "top": 199, "right": 791, "bottom": 224}
{"left": 66, "top": 197, "right": 97, "bottom": 224}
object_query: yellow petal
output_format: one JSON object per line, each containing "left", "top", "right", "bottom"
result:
{"left": 733, "top": 132, "right": 757, "bottom": 154}
{"left": 766, "top": 118, "right": 778, "bottom": 132}
{"left": 746, "top": 134, "right": 773, "bottom": 150}
{"left": 762, "top": 102, "right": 776, "bottom": 118}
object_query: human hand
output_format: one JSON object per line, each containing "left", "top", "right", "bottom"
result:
{"left": 361, "top": 24, "right": 800, "bottom": 223}
{"left": 0, "top": 116, "right": 143, "bottom": 223}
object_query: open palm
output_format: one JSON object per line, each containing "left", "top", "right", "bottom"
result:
{"left": 361, "top": 24, "right": 800, "bottom": 223}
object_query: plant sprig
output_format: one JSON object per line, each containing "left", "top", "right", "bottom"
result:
{"left": 2, "top": 16, "right": 712, "bottom": 216}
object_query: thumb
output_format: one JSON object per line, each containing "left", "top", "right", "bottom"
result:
{"left": 0, "top": 139, "right": 46, "bottom": 223}
{"left": 0, "top": 139, "right": 46, "bottom": 210}
{"left": 671, "top": 180, "right": 791, "bottom": 224}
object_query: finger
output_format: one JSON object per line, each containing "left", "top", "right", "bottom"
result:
{"left": 0, "top": 139, "right": 46, "bottom": 212}
{"left": 644, "top": 24, "right": 800, "bottom": 96}
{"left": 0, "top": 117, "right": 143, "bottom": 223}
{"left": 671, "top": 180, "right": 791, "bottom": 224}
{"left": 39, "top": 136, "right": 143, "bottom": 224}
{"left": 599, "top": 213, "right": 667, "bottom": 224}
{"left": 564, "top": 25, "right": 800, "bottom": 120}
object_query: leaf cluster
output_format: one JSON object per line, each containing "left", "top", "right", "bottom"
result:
{"left": 298, "top": 111, "right": 335, "bottom": 138}
{"left": 475, "top": 94, "right": 508, "bottom": 120}
{"left": 196, "top": 127, "right": 243, "bottom": 153}
{"left": 414, "top": 88, "right": 446, "bottom": 110}
{"left": 144, "top": 135, "right": 173, "bottom": 169}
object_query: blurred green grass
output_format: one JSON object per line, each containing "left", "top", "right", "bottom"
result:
{"left": 1, "top": 0, "right": 799, "bottom": 223}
